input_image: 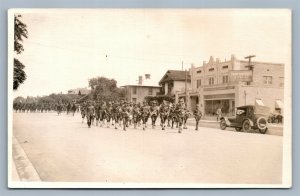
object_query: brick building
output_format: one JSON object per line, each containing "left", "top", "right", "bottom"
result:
{"left": 176, "top": 55, "right": 284, "bottom": 116}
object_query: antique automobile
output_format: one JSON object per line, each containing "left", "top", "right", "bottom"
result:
{"left": 219, "top": 105, "right": 270, "bottom": 134}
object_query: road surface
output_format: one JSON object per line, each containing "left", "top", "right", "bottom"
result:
{"left": 12, "top": 112, "right": 283, "bottom": 184}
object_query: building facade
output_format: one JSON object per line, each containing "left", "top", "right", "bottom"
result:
{"left": 122, "top": 85, "right": 161, "bottom": 103}
{"left": 159, "top": 70, "right": 191, "bottom": 96}
{"left": 176, "top": 55, "right": 284, "bottom": 116}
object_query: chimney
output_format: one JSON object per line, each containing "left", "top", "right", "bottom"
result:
{"left": 138, "top": 76, "right": 143, "bottom": 85}
{"left": 145, "top": 74, "right": 150, "bottom": 79}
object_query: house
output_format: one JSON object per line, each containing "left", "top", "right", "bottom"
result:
{"left": 158, "top": 70, "right": 191, "bottom": 96}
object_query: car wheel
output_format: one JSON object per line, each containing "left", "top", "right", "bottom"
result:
{"left": 259, "top": 127, "right": 268, "bottom": 134}
{"left": 235, "top": 127, "right": 242, "bottom": 132}
{"left": 220, "top": 119, "right": 227, "bottom": 130}
{"left": 242, "top": 120, "right": 251, "bottom": 132}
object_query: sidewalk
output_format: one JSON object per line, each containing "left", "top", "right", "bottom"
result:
{"left": 12, "top": 136, "right": 41, "bottom": 182}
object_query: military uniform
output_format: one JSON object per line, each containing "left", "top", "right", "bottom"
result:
{"left": 159, "top": 101, "right": 169, "bottom": 130}
{"left": 193, "top": 105, "right": 202, "bottom": 131}
{"left": 85, "top": 101, "right": 95, "bottom": 128}
{"left": 150, "top": 100, "right": 159, "bottom": 129}
{"left": 141, "top": 101, "right": 150, "bottom": 130}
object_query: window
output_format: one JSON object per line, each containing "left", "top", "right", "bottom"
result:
{"left": 208, "top": 77, "right": 214, "bottom": 85}
{"left": 197, "top": 79, "right": 201, "bottom": 88}
{"left": 263, "top": 76, "right": 272, "bottom": 85}
{"left": 209, "top": 68, "right": 214, "bottom": 72}
{"left": 148, "top": 88, "right": 153, "bottom": 95}
{"left": 197, "top": 70, "right": 202, "bottom": 74}
{"left": 222, "top": 75, "right": 229, "bottom": 84}
{"left": 132, "top": 87, "right": 137, "bottom": 94}
{"left": 132, "top": 98, "right": 137, "bottom": 103}
{"left": 222, "top": 65, "right": 228, "bottom": 69}
{"left": 279, "top": 77, "right": 284, "bottom": 87}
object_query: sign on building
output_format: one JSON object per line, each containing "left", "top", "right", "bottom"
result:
{"left": 229, "top": 70, "right": 253, "bottom": 83}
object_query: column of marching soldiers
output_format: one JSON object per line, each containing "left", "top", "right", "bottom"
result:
{"left": 13, "top": 98, "right": 203, "bottom": 133}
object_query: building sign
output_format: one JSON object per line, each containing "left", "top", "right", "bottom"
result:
{"left": 229, "top": 70, "right": 252, "bottom": 83}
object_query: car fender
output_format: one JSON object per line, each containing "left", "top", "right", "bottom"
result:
{"left": 221, "top": 117, "right": 231, "bottom": 126}
{"left": 245, "top": 118, "right": 254, "bottom": 126}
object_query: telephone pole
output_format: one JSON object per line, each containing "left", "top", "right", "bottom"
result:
{"left": 244, "top": 55, "right": 256, "bottom": 84}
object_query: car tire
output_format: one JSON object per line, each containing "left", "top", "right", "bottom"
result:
{"left": 235, "top": 127, "right": 242, "bottom": 132}
{"left": 259, "top": 127, "right": 268, "bottom": 134}
{"left": 242, "top": 119, "right": 251, "bottom": 132}
{"left": 220, "top": 119, "right": 227, "bottom": 130}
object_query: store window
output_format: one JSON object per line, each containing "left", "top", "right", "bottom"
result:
{"left": 208, "top": 77, "right": 214, "bottom": 85}
{"left": 197, "top": 79, "right": 201, "bottom": 88}
{"left": 263, "top": 76, "right": 272, "bottom": 85}
{"left": 222, "top": 75, "right": 229, "bottom": 84}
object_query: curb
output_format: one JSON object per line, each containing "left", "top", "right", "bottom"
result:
{"left": 12, "top": 136, "right": 41, "bottom": 182}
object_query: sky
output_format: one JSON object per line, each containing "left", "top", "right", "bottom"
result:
{"left": 12, "top": 9, "right": 291, "bottom": 98}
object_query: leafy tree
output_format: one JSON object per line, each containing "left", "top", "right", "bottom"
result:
{"left": 14, "top": 15, "right": 28, "bottom": 90}
{"left": 88, "top": 76, "right": 125, "bottom": 101}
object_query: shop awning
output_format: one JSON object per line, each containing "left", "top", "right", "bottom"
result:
{"left": 275, "top": 100, "right": 283, "bottom": 108}
{"left": 255, "top": 99, "right": 265, "bottom": 106}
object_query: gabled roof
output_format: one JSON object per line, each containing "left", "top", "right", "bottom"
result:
{"left": 159, "top": 70, "right": 191, "bottom": 84}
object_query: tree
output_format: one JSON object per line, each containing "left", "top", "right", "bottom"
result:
{"left": 14, "top": 15, "right": 28, "bottom": 90}
{"left": 88, "top": 76, "right": 125, "bottom": 101}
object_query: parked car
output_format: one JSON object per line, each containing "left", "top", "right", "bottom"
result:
{"left": 219, "top": 105, "right": 270, "bottom": 134}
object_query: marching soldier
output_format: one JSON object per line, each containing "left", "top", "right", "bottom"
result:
{"left": 80, "top": 101, "right": 87, "bottom": 123}
{"left": 150, "top": 100, "right": 159, "bottom": 129}
{"left": 159, "top": 100, "right": 169, "bottom": 130}
{"left": 193, "top": 104, "right": 202, "bottom": 131}
{"left": 105, "top": 102, "right": 113, "bottom": 128}
{"left": 175, "top": 98, "right": 186, "bottom": 133}
{"left": 132, "top": 103, "right": 142, "bottom": 129}
{"left": 85, "top": 100, "right": 95, "bottom": 128}
{"left": 141, "top": 100, "right": 150, "bottom": 131}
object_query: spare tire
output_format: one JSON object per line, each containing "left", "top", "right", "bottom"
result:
{"left": 257, "top": 116, "right": 268, "bottom": 130}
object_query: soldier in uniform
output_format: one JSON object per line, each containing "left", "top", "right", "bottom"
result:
{"left": 57, "top": 101, "right": 63, "bottom": 116}
{"left": 80, "top": 101, "right": 87, "bottom": 123}
{"left": 112, "top": 101, "right": 121, "bottom": 129}
{"left": 175, "top": 98, "right": 186, "bottom": 133}
{"left": 149, "top": 100, "right": 159, "bottom": 129}
{"left": 132, "top": 103, "right": 142, "bottom": 129}
{"left": 99, "top": 101, "right": 107, "bottom": 127}
{"left": 159, "top": 100, "right": 169, "bottom": 130}
{"left": 85, "top": 100, "right": 95, "bottom": 128}
{"left": 193, "top": 104, "right": 202, "bottom": 131}
{"left": 71, "top": 101, "right": 77, "bottom": 116}
{"left": 94, "top": 100, "right": 101, "bottom": 126}
{"left": 141, "top": 100, "right": 150, "bottom": 131}
{"left": 121, "top": 102, "right": 131, "bottom": 131}
{"left": 105, "top": 102, "right": 113, "bottom": 128}
{"left": 183, "top": 108, "right": 192, "bottom": 129}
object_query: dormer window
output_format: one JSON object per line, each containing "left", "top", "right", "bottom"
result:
{"left": 196, "top": 70, "right": 202, "bottom": 74}
{"left": 222, "top": 65, "right": 228, "bottom": 69}
{"left": 209, "top": 68, "right": 214, "bottom": 72}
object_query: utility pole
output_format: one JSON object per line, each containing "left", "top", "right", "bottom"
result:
{"left": 244, "top": 55, "right": 256, "bottom": 85}
{"left": 181, "top": 61, "right": 183, "bottom": 71}
{"left": 185, "top": 68, "right": 188, "bottom": 107}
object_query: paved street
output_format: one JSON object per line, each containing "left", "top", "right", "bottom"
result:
{"left": 12, "top": 112, "right": 283, "bottom": 184}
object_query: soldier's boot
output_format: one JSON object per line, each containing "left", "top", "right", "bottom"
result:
{"left": 143, "top": 124, "right": 145, "bottom": 131}
{"left": 134, "top": 123, "right": 137, "bottom": 129}
{"left": 107, "top": 121, "right": 110, "bottom": 128}
{"left": 178, "top": 126, "right": 182, "bottom": 133}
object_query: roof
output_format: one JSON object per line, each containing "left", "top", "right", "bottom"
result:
{"left": 121, "top": 85, "right": 160, "bottom": 88}
{"left": 159, "top": 70, "right": 191, "bottom": 84}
